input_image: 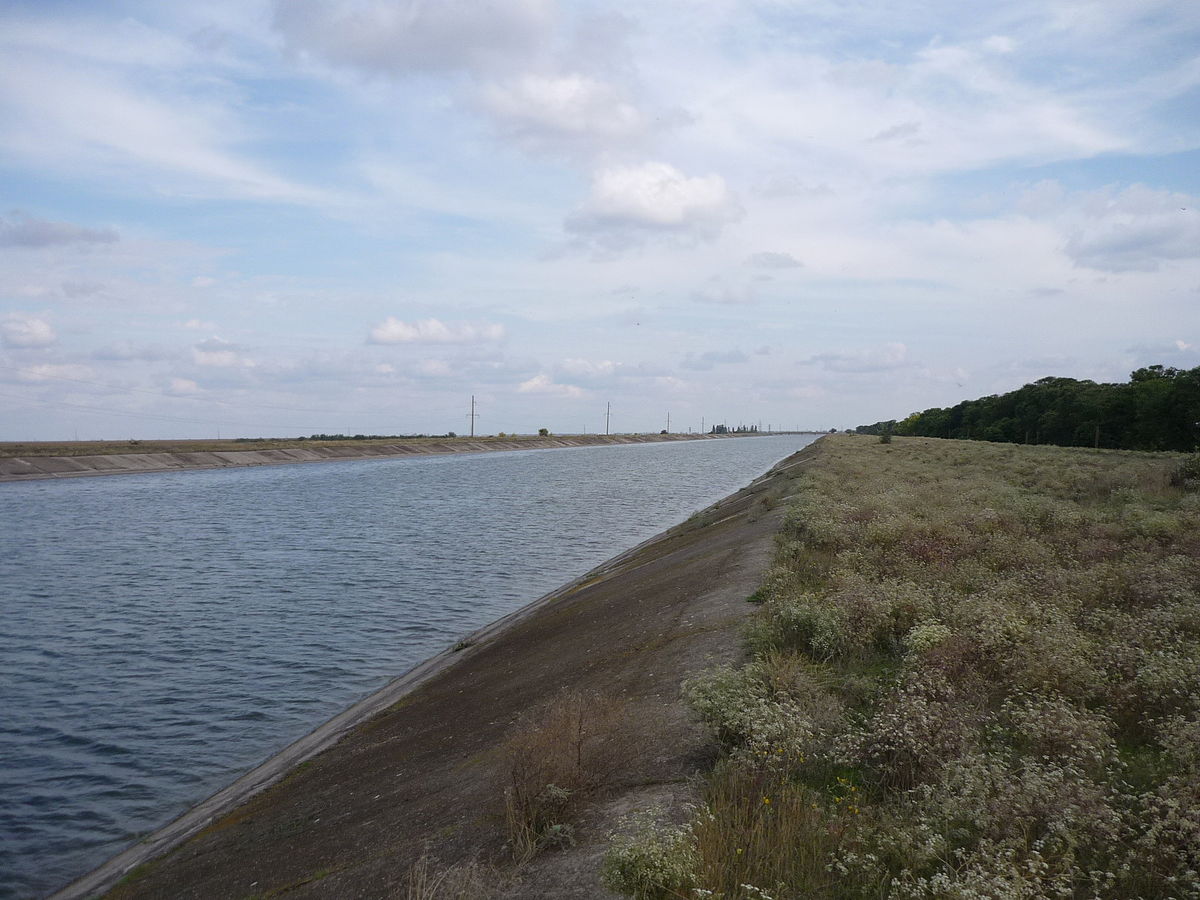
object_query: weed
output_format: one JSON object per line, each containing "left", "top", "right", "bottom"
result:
{"left": 403, "top": 852, "right": 499, "bottom": 900}
{"left": 607, "top": 436, "right": 1200, "bottom": 899}
{"left": 501, "top": 690, "right": 634, "bottom": 863}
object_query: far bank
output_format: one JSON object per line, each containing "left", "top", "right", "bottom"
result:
{"left": 0, "top": 431, "right": 810, "bottom": 483}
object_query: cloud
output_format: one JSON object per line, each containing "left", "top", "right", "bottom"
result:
{"left": 0, "top": 211, "right": 118, "bottom": 248}
{"left": 272, "top": 0, "right": 553, "bottom": 76}
{"left": 1, "top": 313, "right": 56, "bottom": 348}
{"left": 92, "top": 341, "right": 167, "bottom": 361}
{"left": 681, "top": 349, "right": 748, "bottom": 371}
{"left": 368, "top": 317, "right": 506, "bottom": 344}
{"left": 565, "top": 161, "right": 742, "bottom": 250}
{"left": 17, "top": 363, "right": 92, "bottom": 382}
{"left": 802, "top": 342, "right": 911, "bottom": 374}
{"left": 558, "top": 357, "right": 617, "bottom": 378}
{"left": 0, "top": 54, "right": 325, "bottom": 204}
{"left": 869, "top": 121, "right": 922, "bottom": 143}
{"left": 192, "top": 336, "right": 252, "bottom": 368}
{"left": 745, "top": 251, "right": 803, "bottom": 269}
{"left": 61, "top": 280, "right": 106, "bottom": 298}
{"left": 415, "top": 359, "right": 452, "bottom": 377}
{"left": 480, "top": 73, "right": 643, "bottom": 151}
{"left": 517, "top": 373, "right": 583, "bottom": 397}
{"left": 1063, "top": 185, "right": 1200, "bottom": 272}
{"left": 692, "top": 276, "right": 755, "bottom": 305}
{"left": 167, "top": 377, "right": 201, "bottom": 395}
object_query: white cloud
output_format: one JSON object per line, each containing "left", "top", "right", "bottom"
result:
{"left": 1063, "top": 185, "right": 1200, "bottom": 272}
{"left": 0, "top": 211, "right": 118, "bottom": 248}
{"left": 168, "top": 377, "right": 201, "bottom": 395}
{"left": 982, "top": 35, "right": 1016, "bottom": 55}
{"left": 681, "top": 349, "right": 748, "bottom": 371}
{"left": 61, "top": 280, "right": 105, "bottom": 299}
{"left": 745, "top": 251, "right": 803, "bottom": 269}
{"left": 192, "top": 336, "right": 252, "bottom": 368}
{"left": 480, "top": 73, "right": 643, "bottom": 150}
{"left": 17, "top": 363, "right": 91, "bottom": 382}
{"left": 517, "top": 373, "right": 583, "bottom": 397}
{"left": 558, "top": 357, "right": 617, "bottom": 377}
{"left": 415, "top": 359, "right": 452, "bottom": 377}
{"left": 803, "top": 342, "right": 911, "bottom": 373}
{"left": 1, "top": 313, "right": 56, "bottom": 348}
{"left": 692, "top": 276, "right": 756, "bottom": 305}
{"left": 272, "top": 0, "right": 554, "bottom": 76}
{"left": 368, "top": 317, "right": 506, "bottom": 345}
{"left": 0, "top": 55, "right": 326, "bottom": 204}
{"left": 92, "top": 341, "right": 166, "bottom": 361}
{"left": 566, "top": 161, "right": 742, "bottom": 249}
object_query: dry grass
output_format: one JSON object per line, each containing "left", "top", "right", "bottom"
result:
{"left": 605, "top": 435, "right": 1200, "bottom": 899}
{"left": 401, "top": 852, "right": 501, "bottom": 900}
{"left": 502, "top": 690, "right": 637, "bottom": 864}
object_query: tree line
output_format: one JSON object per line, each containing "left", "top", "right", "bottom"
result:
{"left": 857, "top": 365, "right": 1200, "bottom": 452}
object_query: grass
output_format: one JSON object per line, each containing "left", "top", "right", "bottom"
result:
{"left": 403, "top": 852, "right": 500, "bottom": 900}
{"left": 604, "top": 435, "right": 1200, "bottom": 899}
{"left": 501, "top": 690, "right": 638, "bottom": 864}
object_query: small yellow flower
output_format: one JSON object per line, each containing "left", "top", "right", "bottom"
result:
{"left": 762, "top": 796, "right": 771, "bottom": 804}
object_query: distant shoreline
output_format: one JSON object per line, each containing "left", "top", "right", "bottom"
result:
{"left": 0, "top": 431, "right": 805, "bottom": 483}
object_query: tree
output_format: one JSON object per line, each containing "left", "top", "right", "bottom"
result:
{"left": 858, "top": 365, "right": 1200, "bottom": 452}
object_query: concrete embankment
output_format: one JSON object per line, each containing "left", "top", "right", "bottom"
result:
{"left": 0, "top": 432, "right": 763, "bottom": 483}
{"left": 58, "top": 437, "right": 821, "bottom": 900}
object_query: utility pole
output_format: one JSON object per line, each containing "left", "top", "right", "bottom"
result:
{"left": 701, "top": 416, "right": 705, "bottom": 434}
{"left": 468, "top": 395, "right": 479, "bottom": 438}
{"left": 605, "top": 402, "right": 611, "bottom": 435}
{"left": 666, "top": 411, "right": 670, "bottom": 433}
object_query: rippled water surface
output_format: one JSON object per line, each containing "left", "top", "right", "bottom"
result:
{"left": 0, "top": 435, "right": 815, "bottom": 897}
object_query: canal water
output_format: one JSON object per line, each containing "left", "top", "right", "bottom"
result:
{"left": 0, "top": 434, "right": 816, "bottom": 897}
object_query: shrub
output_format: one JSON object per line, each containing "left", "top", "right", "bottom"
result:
{"left": 404, "top": 853, "right": 499, "bottom": 900}
{"left": 626, "top": 436, "right": 1199, "bottom": 898}
{"left": 1170, "top": 453, "right": 1200, "bottom": 489}
{"left": 602, "top": 809, "right": 698, "bottom": 900}
{"left": 501, "top": 691, "right": 633, "bottom": 862}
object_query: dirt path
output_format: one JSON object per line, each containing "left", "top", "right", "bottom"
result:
{"left": 59, "top": 442, "right": 819, "bottom": 900}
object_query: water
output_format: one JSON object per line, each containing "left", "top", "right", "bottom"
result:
{"left": 0, "top": 435, "right": 815, "bottom": 898}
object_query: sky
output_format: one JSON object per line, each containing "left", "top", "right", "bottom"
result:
{"left": 1, "top": 0, "right": 1198, "bottom": 440}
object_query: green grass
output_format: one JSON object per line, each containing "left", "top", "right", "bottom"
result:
{"left": 605, "top": 436, "right": 1200, "bottom": 899}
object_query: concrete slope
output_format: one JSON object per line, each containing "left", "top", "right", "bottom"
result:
{"left": 1, "top": 433, "right": 767, "bottom": 483}
{"left": 54, "top": 441, "right": 821, "bottom": 900}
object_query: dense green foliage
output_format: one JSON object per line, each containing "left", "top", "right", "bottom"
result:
{"left": 858, "top": 365, "right": 1200, "bottom": 451}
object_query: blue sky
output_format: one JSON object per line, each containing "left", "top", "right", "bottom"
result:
{"left": 1, "top": 0, "right": 1198, "bottom": 439}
